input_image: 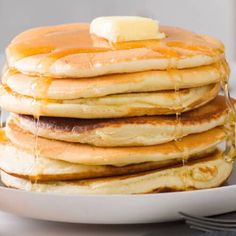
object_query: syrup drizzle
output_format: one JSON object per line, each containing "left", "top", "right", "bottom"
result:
{"left": 168, "top": 67, "right": 188, "bottom": 189}
{"left": 0, "top": 64, "right": 9, "bottom": 129}
{"left": 31, "top": 76, "right": 46, "bottom": 182}
{"left": 0, "top": 70, "right": 3, "bottom": 129}
{"left": 31, "top": 77, "right": 52, "bottom": 98}
{"left": 218, "top": 60, "right": 236, "bottom": 162}
{"left": 0, "top": 109, "right": 2, "bottom": 128}
{"left": 31, "top": 96, "right": 40, "bottom": 183}
{"left": 174, "top": 85, "right": 187, "bottom": 189}
{"left": 0, "top": 98, "right": 3, "bottom": 130}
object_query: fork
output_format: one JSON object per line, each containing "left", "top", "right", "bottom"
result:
{"left": 179, "top": 212, "right": 236, "bottom": 233}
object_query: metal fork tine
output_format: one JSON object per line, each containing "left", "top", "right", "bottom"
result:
{"left": 186, "top": 220, "right": 236, "bottom": 232}
{"left": 183, "top": 215, "right": 236, "bottom": 228}
{"left": 189, "top": 218, "right": 236, "bottom": 229}
{"left": 180, "top": 212, "right": 236, "bottom": 224}
{"left": 190, "top": 225, "right": 213, "bottom": 233}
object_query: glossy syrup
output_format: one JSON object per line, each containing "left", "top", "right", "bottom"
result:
{"left": 0, "top": 107, "right": 4, "bottom": 129}
{"left": 0, "top": 95, "right": 2, "bottom": 129}
{"left": 30, "top": 75, "right": 49, "bottom": 182}
{"left": 0, "top": 65, "right": 10, "bottom": 129}
{"left": 0, "top": 71, "right": 3, "bottom": 129}
{"left": 31, "top": 97, "right": 40, "bottom": 183}
{"left": 218, "top": 60, "right": 236, "bottom": 162}
{"left": 169, "top": 67, "right": 188, "bottom": 188}
{"left": 31, "top": 76, "right": 52, "bottom": 99}
{"left": 175, "top": 86, "right": 188, "bottom": 188}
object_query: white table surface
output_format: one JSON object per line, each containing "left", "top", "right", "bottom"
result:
{"left": 0, "top": 54, "right": 236, "bottom": 235}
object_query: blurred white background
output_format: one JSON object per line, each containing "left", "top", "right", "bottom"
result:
{"left": 0, "top": 0, "right": 235, "bottom": 61}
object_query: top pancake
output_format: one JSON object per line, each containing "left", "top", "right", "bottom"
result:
{"left": 6, "top": 24, "right": 224, "bottom": 78}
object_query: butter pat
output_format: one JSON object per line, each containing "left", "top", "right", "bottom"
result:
{"left": 90, "top": 16, "right": 165, "bottom": 43}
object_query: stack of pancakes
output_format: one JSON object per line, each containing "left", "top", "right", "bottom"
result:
{"left": 0, "top": 23, "right": 234, "bottom": 194}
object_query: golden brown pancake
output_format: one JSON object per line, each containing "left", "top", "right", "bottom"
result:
{"left": 1, "top": 150, "right": 232, "bottom": 195}
{"left": 6, "top": 116, "right": 225, "bottom": 166}
{"left": 14, "top": 96, "right": 234, "bottom": 146}
{"left": 0, "top": 133, "right": 214, "bottom": 182}
{"left": 2, "top": 63, "right": 226, "bottom": 99}
{"left": 6, "top": 24, "right": 224, "bottom": 78}
{"left": 0, "top": 83, "right": 219, "bottom": 118}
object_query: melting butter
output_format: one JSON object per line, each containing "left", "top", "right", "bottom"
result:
{"left": 90, "top": 16, "right": 165, "bottom": 43}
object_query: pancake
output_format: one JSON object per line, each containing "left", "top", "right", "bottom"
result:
{"left": 15, "top": 96, "right": 234, "bottom": 146}
{"left": 0, "top": 135, "right": 214, "bottom": 181}
{"left": 0, "top": 83, "right": 219, "bottom": 118}
{"left": 6, "top": 116, "right": 225, "bottom": 166}
{"left": 6, "top": 24, "right": 224, "bottom": 78}
{"left": 2, "top": 63, "right": 226, "bottom": 99}
{"left": 1, "top": 150, "right": 232, "bottom": 195}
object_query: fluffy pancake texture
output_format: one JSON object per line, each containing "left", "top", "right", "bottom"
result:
{"left": 2, "top": 64, "right": 225, "bottom": 99}
{"left": 15, "top": 96, "right": 234, "bottom": 146}
{"left": 6, "top": 116, "right": 225, "bottom": 166}
{"left": 0, "top": 135, "right": 214, "bottom": 181}
{"left": 6, "top": 24, "right": 224, "bottom": 78}
{"left": 0, "top": 83, "right": 219, "bottom": 118}
{"left": 1, "top": 150, "right": 232, "bottom": 195}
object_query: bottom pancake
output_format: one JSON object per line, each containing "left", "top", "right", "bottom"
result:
{"left": 1, "top": 150, "right": 232, "bottom": 195}
{"left": 0, "top": 132, "right": 215, "bottom": 181}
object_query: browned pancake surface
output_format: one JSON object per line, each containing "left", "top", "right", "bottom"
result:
{"left": 18, "top": 96, "right": 232, "bottom": 133}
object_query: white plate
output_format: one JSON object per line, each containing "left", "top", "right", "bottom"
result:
{"left": 0, "top": 167, "right": 236, "bottom": 224}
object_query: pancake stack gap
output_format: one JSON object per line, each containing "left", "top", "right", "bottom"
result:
{"left": 0, "top": 16, "right": 235, "bottom": 194}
